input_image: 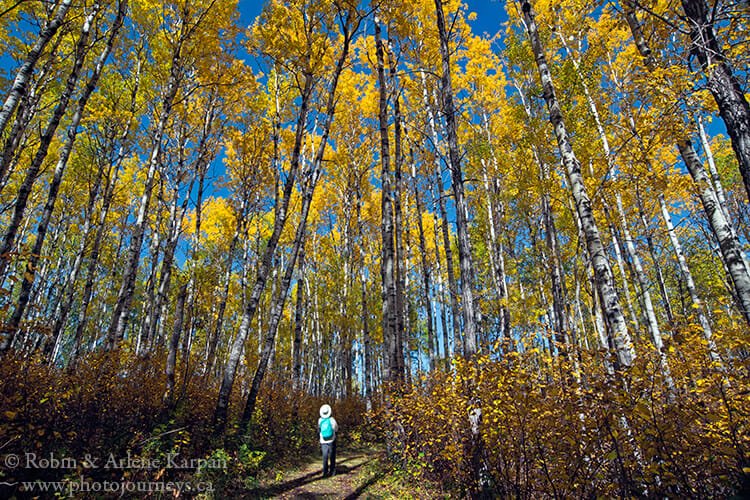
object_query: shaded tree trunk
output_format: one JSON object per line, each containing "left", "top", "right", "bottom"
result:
{"left": 292, "top": 239, "right": 306, "bottom": 393}
{"left": 163, "top": 283, "right": 188, "bottom": 407}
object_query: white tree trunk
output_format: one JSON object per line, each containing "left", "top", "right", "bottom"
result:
{"left": 520, "top": 0, "right": 634, "bottom": 367}
{"left": 0, "top": 0, "right": 73, "bottom": 136}
{"left": 658, "top": 194, "right": 719, "bottom": 361}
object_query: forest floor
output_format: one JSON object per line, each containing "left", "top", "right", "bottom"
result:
{"left": 230, "top": 444, "right": 448, "bottom": 499}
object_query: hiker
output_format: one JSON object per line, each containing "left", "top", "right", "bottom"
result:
{"left": 318, "top": 404, "right": 338, "bottom": 477}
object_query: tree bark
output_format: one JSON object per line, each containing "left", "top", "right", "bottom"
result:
{"left": 0, "top": 4, "right": 97, "bottom": 287}
{"left": 0, "top": 39, "right": 60, "bottom": 196}
{"left": 356, "top": 190, "right": 373, "bottom": 410}
{"left": 204, "top": 200, "right": 246, "bottom": 377}
{"left": 374, "top": 14, "right": 399, "bottom": 385}
{"left": 0, "top": 0, "right": 73, "bottom": 137}
{"left": 434, "top": 0, "right": 478, "bottom": 357}
{"left": 678, "top": 140, "right": 750, "bottom": 325}
{"left": 163, "top": 283, "right": 188, "bottom": 407}
{"left": 66, "top": 59, "right": 140, "bottom": 368}
{"left": 519, "top": 0, "right": 634, "bottom": 367}
{"left": 680, "top": 0, "right": 750, "bottom": 201}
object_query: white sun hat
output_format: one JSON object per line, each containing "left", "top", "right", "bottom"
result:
{"left": 320, "top": 404, "right": 331, "bottom": 418}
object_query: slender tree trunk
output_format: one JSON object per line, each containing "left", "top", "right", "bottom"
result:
{"left": 434, "top": 0, "right": 478, "bottom": 357}
{"left": 480, "top": 158, "right": 512, "bottom": 341}
{"left": 388, "top": 43, "right": 407, "bottom": 386}
{"left": 520, "top": 0, "right": 634, "bottom": 367}
{"left": 411, "top": 160, "right": 436, "bottom": 371}
{"left": 163, "top": 283, "right": 188, "bottom": 407}
{"left": 106, "top": 14, "right": 190, "bottom": 349}
{"left": 697, "top": 117, "right": 750, "bottom": 273}
{"left": 680, "top": 0, "right": 750, "bottom": 201}
{"left": 357, "top": 192, "right": 373, "bottom": 410}
{"left": 433, "top": 213, "right": 450, "bottom": 360}
{"left": 213, "top": 73, "right": 316, "bottom": 431}
{"left": 615, "top": 193, "right": 675, "bottom": 394}
{"left": 292, "top": 239, "right": 306, "bottom": 393}
{"left": 0, "top": 4, "right": 97, "bottom": 287}
{"left": 205, "top": 201, "right": 246, "bottom": 376}
{"left": 658, "top": 194, "right": 719, "bottom": 360}
{"left": 374, "top": 14, "right": 398, "bottom": 385}
{"left": 511, "top": 82, "right": 572, "bottom": 348}
{"left": 635, "top": 193, "right": 675, "bottom": 325}
{"left": 67, "top": 62, "right": 140, "bottom": 367}
{"left": 239, "top": 15, "right": 353, "bottom": 427}
{"left": 678, "top": 140, "right": 750, "bottom": 325}
{"left": 625, "top": 2, "right": 750, "bottom": 325}
{"left": 0, "top": 42, "right": 59, "bottom": 195}
{"left": 607, "top": 216, "right": 640, "bottom": 333}
{"left": 0, "top": 0, "right": 73, "bottom": 136}
{"left": 421, "top": 70, "right": 460, "bottom": 357}
{"left": 41, "top": 1, "right": 128, "bottom": 360}
{"left": 139, "top": 227, "right": 161, "bottom": 354}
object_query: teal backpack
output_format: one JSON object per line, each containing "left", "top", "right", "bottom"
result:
{"left": 320, "top": 417, "right": 334, "bottom": 440}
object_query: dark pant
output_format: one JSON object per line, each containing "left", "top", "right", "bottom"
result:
{"left": 321, "top": 439, "right": 336, "bottom": 476}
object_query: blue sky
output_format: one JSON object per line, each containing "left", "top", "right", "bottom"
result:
{"left": 237, "top": 0, "right": 506, "bottom": 41}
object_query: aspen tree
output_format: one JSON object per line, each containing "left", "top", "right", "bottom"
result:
{"left": 231, "top": 0, "right": 359, "bottom": 432}
{"left": 387, "top": 35, "right": 408, "bottom": 386}
{"left": 163, "top": 283, "right": 188, "bottom": 406}
{"left": 214, "top": 62, "right": 313, "bottom": 435}
{"left": 421, "top": 69, "right": 460, "bottom": 357}
{"left": 411, "top": 156, "right": 437, "bottom": 371}
{"left": 624, "top": 2, "right": 750, "bottom": 327}
{"left": 658, "top": 194, "right": 720, "bottom": 361}
{"left": 0, "top": 0, "right": 73, "bottom": 137}
{"left": 510, "top": 78, "right": 572, "bottom": 349}
{"left": 67, "top": 58, "right": 142, "bottom": 368}
{"left": 8, "top": 1, "right": 128, "bottom": 352}
{"left": 679, "top": 0, "right": 750, "bottom": 201}
{"left": 106, "top": 0, "right": 223, "bottom": 350}
{"left": 0, "top": 3, "right": 100, "bottom": 288}
{"left": 374, "top": 13, "right": 399, "bottom": 385}
{"left": 518, "top": 0, "right": 634, "bottom": 367}
{"left": 434, "top": 0, "right": 478, "bottom": 357}
{"left": 0, "top": 34, "right": 63, "bottom": 196}
{"left": 291, "top": 239, "right": 306, "bottom": 393}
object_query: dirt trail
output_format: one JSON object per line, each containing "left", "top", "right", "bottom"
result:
{"left": 241, "top": 448, "right": 383, "bottom": 500}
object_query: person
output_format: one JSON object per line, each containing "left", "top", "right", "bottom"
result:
{"left": 318, "top": 404, "right": 338, "bottom": 477}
